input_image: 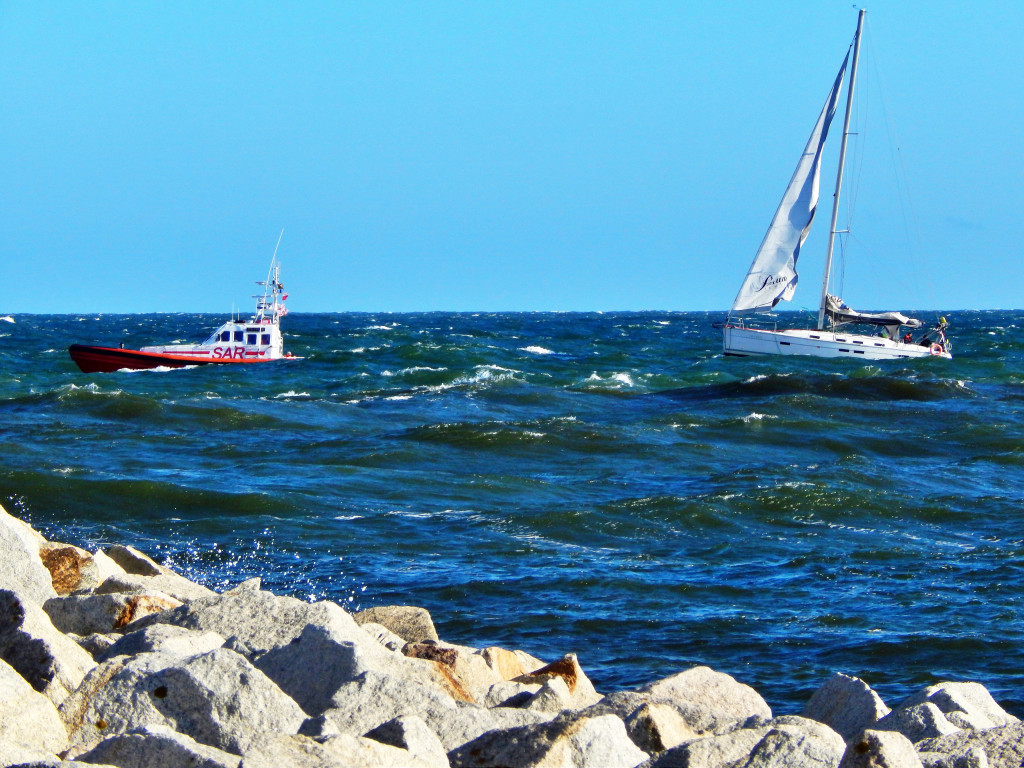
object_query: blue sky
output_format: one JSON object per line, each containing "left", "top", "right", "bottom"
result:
{"left": 0, "top": 1, "right": 1019, "bottom": 313}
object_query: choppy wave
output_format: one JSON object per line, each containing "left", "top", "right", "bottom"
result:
{"left": 2, "top": 310, "right": 1024, "bottom": 714}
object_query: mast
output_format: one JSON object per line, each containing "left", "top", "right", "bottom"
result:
{"left": 817, "top": 9, "right": 866, "bottom": 331}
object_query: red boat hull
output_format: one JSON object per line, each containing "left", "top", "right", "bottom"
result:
{"left": 68, "top": 345, "right": 277, "bottom": 374}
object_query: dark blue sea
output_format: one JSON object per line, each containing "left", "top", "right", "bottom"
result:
{"left": 2, "top": 310, "right": 1022, "bottom": 715}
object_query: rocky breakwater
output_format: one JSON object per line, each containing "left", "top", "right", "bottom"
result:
{"left": 0, "top": 504, "right": 1021, "bottom": 768}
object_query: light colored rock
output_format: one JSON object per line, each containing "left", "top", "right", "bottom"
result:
{"left": 448, "top": 712, "right": 647, "bottom": 768}
{"left": 803, "top": 673, "right": 891, "bottom": 741}
{"left": 638, "top": 665, "right": 773, "bottom": 734}
{"left": 839, "top": 729, "right": 923, "bottom": 767}
{"left": 365, "top": 714, "right": 450, "bottom": 768}
{"left": 0, "top": 589, "right": 96, "bottom": 707}
{"left": 72, "top": 632, "right": 121, "bottom": 660}
{"left": 322, "top": 670, "right": 458, "bottom": 738}
{"left": 60, "top": 647, "right": 306, "bottom": 757}
{"left": 222, "top": 577, "right": 261, "bottom": 594}
{"left": 73, "top": 724, "right": 239, "bottom": 768}
{"left": 60, "top": 653, "right": 177, "bottom": 756}
{"left": 649, "top": 723, "right": 771, "bottom": 767}
{"left": 0, "top": 740, "right": 66, "bottom": 768}
{"left": 623, "top": 700, "right": 699, "bottom": 754}
{"left": 131, "top": 587, "right": 354, "bottom": 656}
{"left": 402, "top": 640, "right": 511, "bottom": 705}
{"left": 917, "top": 721, "right": 1024, "bottom": 768}
{"left": 513, "top": 653, "right": 602, "bottom": 709}
{"left": 897, "top": 683, "right": 1018, "bottom": 732}
{"left": 515, "top": 649, "right": 547, "bottom": 672}
{"left": 875, "top": 702, "right": 960, "bottom": 743}
{"left": 430, "top": 705, "right": 553, "bottom": 752}
{"left": 0, "top": 505, "right": 56, "bottom": 605}
{"left": 354, "top": 605, "right": 439, "bottom": 642}
{"left": 360, "top": 621, "right": 406, "bottom": 652}
{"left": 740, "top": 716, "right": 847, "bottom": 767}
{"left": 483, "top": 680, "right": 541, "bottom": 708}
{"left": 298, "top": 713, "right": 343, "bottom": 739}
{"left": 255, "top": 615, "right": 397, "bottom": 717}
{"left": 240, "top": 732, "right": 436, "bottom": 768}
{"left": 103, "top": 545, "right": 163, "bottom": 577}
{"left": 95, "top": 572, "right": 216, "bottom": 604}
{"left": 96, "top": 624, "right": 225, "bottom": 663}
{"left": 481, "top": 646, "right": 528, "bottom": 681}
{"left": 88, "top": 549, "right": 131, "bottom": 588}
{"left": 0, "top": 657, "right": 68, "bottom": 754}
{"left": 583, "top": 689, "right": 704, "bottom": 753}
{"left": 449, "top": 645, "right": 505, "bottom": 700}
{"left": 919, "top": 747, "right": 990, "bottom": 767}
{"left": 523, "top": 675, "right": 574, "bottom": 713}
{"left": 43, "top": 591, "right": 182, "bottom": 636}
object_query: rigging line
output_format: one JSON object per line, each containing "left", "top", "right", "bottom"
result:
{"left": 863, "top": 15, "right": 930, "bottom": 308}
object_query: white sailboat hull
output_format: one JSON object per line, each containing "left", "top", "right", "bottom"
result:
{"left": 723, "top": 325, "right": 951, "bottom": 360}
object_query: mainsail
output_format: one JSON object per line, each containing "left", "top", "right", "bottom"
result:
{"left": 730, "top": 53, "right": 849, "bottom": 314}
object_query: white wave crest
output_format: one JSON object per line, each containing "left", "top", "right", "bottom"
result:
{"left": 585, "top": 371, "right": 636, "bottom": 388}
{"left": 520, "top": 346, "right": 555, "bottom": 355}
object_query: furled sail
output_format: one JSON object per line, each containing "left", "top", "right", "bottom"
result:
{"left": 824, "top": 294, "right": 922, "bottom": 340}
{"left": 730, "top": 53, "right": 849, "bottom": 314}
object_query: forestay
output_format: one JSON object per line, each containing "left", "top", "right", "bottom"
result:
{"left": 730, "top": 53, "right": 849, "bottom": 314}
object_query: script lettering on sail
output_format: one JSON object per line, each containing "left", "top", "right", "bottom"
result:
{"left": 730, "top": 52, "right": 848, "bottom": 314}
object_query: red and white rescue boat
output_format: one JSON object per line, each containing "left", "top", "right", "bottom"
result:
{"left": 70, "top": 256, "right": 296, "bottom": 374}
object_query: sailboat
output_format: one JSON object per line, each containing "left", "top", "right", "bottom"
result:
{"left": 723, "top": 10, "right": 951, "bottom": 360}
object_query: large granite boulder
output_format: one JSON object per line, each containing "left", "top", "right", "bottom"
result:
{"left": 874, "top": 702, "right": 961, "bottom": 743}
{"left": 402, "top": 641, "right": 511, "bottom": 703}
{"left": 838, "top": 729, "right": 923, "bottom": 768}
{"left": 481, "top": 645, "right": 530, "bottom": 681}
{"left": 73, "top": 724, "right": 239, "bottom": 768}
{"left": 427, "top": 705, "right": 552, "bottom": 753}
{"left": 637, "top": 666, "right": 773, "bottom": 734}
{"left": 60, "top": 647, "right": 305, "bottom": 757}
{"left": 129, "top": 587, "right": 354, "bottom": 657}
{"left": 0, "top": 656, "right": 68, "bottom": 755}
{"left": 585, "top": 690, "right": 703, "bottom": 753}
{"left": 0, "top": 504, "right": 56, "bottom": 605}
{"left": 738, "top": 716, "right": 847, "bottom": 767}
{"left": 96, "top": 624, "right": 225, "bottom": 663}
{"left": 320, "top": 669, "right": 458, "bottom": 737}
{"left": 648, "top": 716, "right": 846, "bottom": 768}
{"left": 240, "top": 732, "right": 437, "bottom": 768}
{"left": 96, "top": 545, "right": 216, "bottom": 602}
{"left": 513, "top": 653, "right": 602, "bottom": 709}
{"left": 364, "top": 714, "right": 450, "bottom": 768}
{"left": 355, "top": 605, "right": 439, "bottom": 643}
{"left": 255, "top": 614, "right": 398, "bottom": 716}
{"left": 803, "top": 673, "right": 891, "bottom": 741}
{"left": 447, "top": 712, "right": 647, "bottom": 768}
{"left": 95, "top": 572, "right": 216, "bottom": 604}
{"left": 897, "top": 682, "right": 1018, "bottom": 732}
{"left": 0, "top": 589, "right": 96, "bottom": 707}
{"left": 44, "top": 591, "right": 182, "bottom": 636}
{"left": 916, "top": 721, "right": 1024, "bottom": 768}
